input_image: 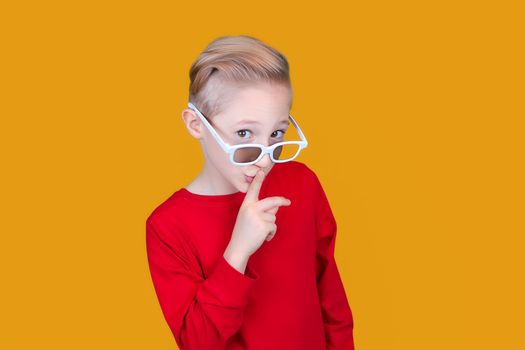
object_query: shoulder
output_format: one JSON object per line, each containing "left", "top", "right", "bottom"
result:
{"left": 145, "top": 189, "right": 190, "bottom": 240}
{"left": 277, "top": 160, "right": 320, "bottom": 187}
{"left": 280, "top": 161, "right": 331, "bottom": 210}
{"left": 273, "top": 160, "right": 315, "bottom": 179}
{"left": 268, "top": 160, "right": 323, "bottom": 204}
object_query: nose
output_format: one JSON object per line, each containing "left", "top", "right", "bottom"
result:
{"left": 254, "top": 152, "right": 272, "bottom": 168}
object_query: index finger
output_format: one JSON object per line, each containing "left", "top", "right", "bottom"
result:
{"left": 257, "top": 196, "right": 291, "bottom": 212}
{"left": 244, "top": 170, "right": 265, "bottom": 203}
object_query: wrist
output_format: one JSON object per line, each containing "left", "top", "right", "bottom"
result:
{"left": 224, "top": 246, "right": 249, "bottom": 274}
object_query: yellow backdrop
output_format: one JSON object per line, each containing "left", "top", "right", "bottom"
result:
{"left": 1, "top": 0, "right": 523, "bottom": 349}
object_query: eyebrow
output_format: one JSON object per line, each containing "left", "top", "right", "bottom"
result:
{"left": 236, "top": 119, "right": 290, "bottom": 127}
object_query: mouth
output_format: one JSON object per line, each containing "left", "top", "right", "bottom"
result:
{"left": 245, "top": 175, "right": 255, "bottom": 183}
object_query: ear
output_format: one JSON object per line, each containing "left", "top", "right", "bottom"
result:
{"left": 181, "top": 108, "right": 204, "bottom": 139}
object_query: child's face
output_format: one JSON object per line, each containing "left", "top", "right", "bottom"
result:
{"left": 191, "top": 81, "right": 292, "bottom": 194}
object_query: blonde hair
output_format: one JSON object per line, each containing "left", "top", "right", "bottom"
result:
{"left": 188, "top": 35, "right": 292, "bottom": 120}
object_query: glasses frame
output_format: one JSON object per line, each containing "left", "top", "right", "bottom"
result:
{"left": 188, "top": 102, "right": 308, "bottom": 166}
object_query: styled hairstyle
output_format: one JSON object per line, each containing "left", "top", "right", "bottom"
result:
{"left": 188, "top": 35, "right": 292, "bottom": 121}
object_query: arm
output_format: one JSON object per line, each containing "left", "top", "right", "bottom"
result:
{"left": 145, "top": 218, "right": 258, "bottom": 350}
{"left": 312, "top": 171, "right": 355, "bottom": 350}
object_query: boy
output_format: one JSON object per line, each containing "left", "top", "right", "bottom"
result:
{"left": 146, "top": 35, "right": 355, "bottom": 349}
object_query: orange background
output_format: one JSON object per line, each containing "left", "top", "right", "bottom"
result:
{"left": 1, "top": 1, "right": 523, "bottom": 349}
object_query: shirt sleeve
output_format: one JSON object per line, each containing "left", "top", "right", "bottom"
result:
{"left": 145, "top": 217, "right": 259, "bottom": 350}
{"left": 311, "top": 170, "right": 355, "bottom": 350}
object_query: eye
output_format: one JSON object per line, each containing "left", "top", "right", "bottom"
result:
{"left": 272, "top": 130, "right": 286, "bottom": 138}
{"left": 236, "top": 129, "right": 253, "bottom": 139}
{"left": 235, "top": 129, "right": 286, "bottom": 140}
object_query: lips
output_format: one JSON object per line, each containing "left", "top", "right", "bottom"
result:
{"left": 245, "top": 175, "right": 255, "bottom": 183}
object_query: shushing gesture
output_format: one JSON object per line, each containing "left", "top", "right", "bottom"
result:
{"left": 224, "top": 169, "right": 292, "bottom": 271}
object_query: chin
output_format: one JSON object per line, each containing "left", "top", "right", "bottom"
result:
{"left": 237, "top": 178, "right": 252, "bottom": 192}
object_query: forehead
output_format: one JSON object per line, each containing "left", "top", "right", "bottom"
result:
{"left": 219, "top": 84, "right": 292, "bottom": 128}
{"left": 234, "top": 118, "right": 290, "bottom": 127}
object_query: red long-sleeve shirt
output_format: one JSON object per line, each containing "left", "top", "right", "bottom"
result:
{"left": 145, "top": 160, "right": 354, "bottom": 349}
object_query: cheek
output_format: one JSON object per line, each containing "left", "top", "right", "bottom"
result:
{"left": 208, "top": 141, "right": 236, "bottom": 172}
{"left": 203, "top": 135, "right": 246, "bottom": 177}
{"left": 205, "top": 136, "right": 226, "bottom": 159}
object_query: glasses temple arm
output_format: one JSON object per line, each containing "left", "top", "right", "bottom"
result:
{"left": 188, "top": 102, "right": 232, "bottom": 153}
{"left": 289, "top": 115, "right": 308, "bottom": 147}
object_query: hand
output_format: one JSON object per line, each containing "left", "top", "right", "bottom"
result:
{"left": 226, "top": 169, "right": 292, "bottom": 259}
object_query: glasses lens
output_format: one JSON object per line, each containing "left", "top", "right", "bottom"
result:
{"left": 233, "top": 147, "right": 262, "bottom": 163}
{"left": 233, "top": 144, "right": 301, "bottom": 164}
{"left": 273, "top": 143, "right": 300, "bottom": 161}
